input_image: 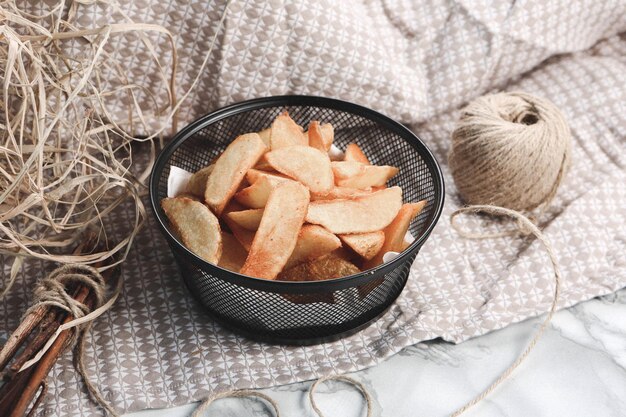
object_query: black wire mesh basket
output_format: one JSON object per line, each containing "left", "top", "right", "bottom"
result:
{"left": 149, "top": 95, "right": 444, "bottom": 345}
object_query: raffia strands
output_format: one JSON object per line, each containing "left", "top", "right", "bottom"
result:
{"left": 448, "top": 91, "right": 572, "bottom": 213}
{"left": 0, "top": 0, "right": 230, "bottom": 295}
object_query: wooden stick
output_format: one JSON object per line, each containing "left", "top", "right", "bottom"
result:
{"left": 0, "top": 234, "right": 105, "bottom": 417}
{"left": 4, "top": 284, "right": 93, "bottom": 417}
{"left": 0, "top": 237, "right": 96, "bottom": 372}
{"left": 7, "top": 301, "right": 71, "bottom": 376}
{"left": 0, "top": 306, "right": 47, "bottom": 372}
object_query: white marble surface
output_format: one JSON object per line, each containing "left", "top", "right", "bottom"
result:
{"left": 127, "top": 287, "right": 626, "bottom": 417}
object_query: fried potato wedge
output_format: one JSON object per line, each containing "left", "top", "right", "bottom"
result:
{"left": 174, "top": 192, "right": 201, "bottom": 201}
{"left": 307, "top": 121, "right": 334, "bottom": 152}
{"left": 161, "top": 197, "right": 222, "bottom": 264}
{"left": 306, "top": 186, "right": 403, "bottom": 234}
{"left": 233, "top": 176, "right": 274, "bottom": 209}
{"left": 253, "top": 156, "right": 275, "bottom": 171}
{"left": 204, "top": 133, "right": 266, "bottom": 215}
{"left": 265, "top": 146, "right": 334, "bottom": 194}
{"left": 240, "top": 181, "right": 310, "bottom": 279}
{"left": 225, "top": 208, "right": 264, "bottom": 231}
{"left": 279, "top": 251, "right": 360, "bottom": 282}
{"left": 331, "top": 161, "right": 399, "bottom": 189}
{"left": 339, "top": 231, "right": 385, "bottom": 261}
{"left": 185, "top": 164, "right": 214, "bottom": 197}
{"left": 257, "top": 127, "right": 271, "bottom": 147}
{"left": 311, "top": 186, "right": 373, "bottom": 201}
{"left": 344, "top": 143, "right": 370, "bottom": 164}
{"left": 285, "top": 225, "right": 342, "bottom": 269}
{"left": 218, "top": 232, "right": 248, "bottom": 272}
{"left": 270, "top": 111, "right": 307, "bottom": 149}
{"left": 245, "top": 168, "right": 291, "bottom": 186}
{"left": 223, "top": 215, "right": 255, "bottom": 251}
{"left": 364, "top": 200, "right": 427, "bottom": 269}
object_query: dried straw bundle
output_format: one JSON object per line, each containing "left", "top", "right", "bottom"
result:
{"left": 0, "top": 0, "right": 226, "bottom": 294}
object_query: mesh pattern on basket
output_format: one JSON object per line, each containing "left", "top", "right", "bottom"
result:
{"left": 151, "top": 97, "right": 443, "bottom": 344}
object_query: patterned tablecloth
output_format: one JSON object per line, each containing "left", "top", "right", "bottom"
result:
{"left": 1, "top": 1, "right": 625, "bottom": 415}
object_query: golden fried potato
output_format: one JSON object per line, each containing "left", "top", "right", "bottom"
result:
{"left": 265, "top": 146, "right": 334, "bottom": 194}
{"left": 279, "top": 251, "right": 360, "bottom": 282}
{"left": 305, "top": 186, "right": 403, "bottom": 234}
{"left": 222, "top": 202, "right": 255, "bottom": 250}
{"left": 339, "top": 231, "right": 385, "bottom": 261}
{"left": 331, "top": 161, "right": 398, "bottom": 189}
{"left": 185, "top": 164, "right": 214, "bottom": 197}
{"left": 240, "top": 181, "right": 310, "bottom": 279}
{"left": 364, "top": 200, "right": 427, "bottom": 269}
{"left": 161, "top": 197, "right": 222, "bottom": 264}
{"left": 225, "top": 208, "right": 264, "bottom": 231}
{"left": 270, "top": 111, "right": 307, "bottom": 149}
{"left": 218, "top": 232, "right": 248, "bottom": 272}
{"left": 344, "top": 143, "right": 370, "bottom": 164}
{"left": 311, "top": 186, "right": 373, "bottom": 201}
{"left": 285, "top": 224, "right": 342, "bottom": 269}
{"left": 245, "top": 168, "right": 291, "bottom": 186}
{"left": 257, "top": 127, "right": 271, "bottom": 147}
{"left": 307, "top": 121, "right": 334, "bottom": 152}
{"left": 233, "top": 176, "right": 274, "bottom": 209}
{"left": 204, "top": 133, "right": 266, "bottom": 215}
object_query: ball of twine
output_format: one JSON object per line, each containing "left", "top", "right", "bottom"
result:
{"left": 448, "top": 91, "right": 572, "bottom": 212}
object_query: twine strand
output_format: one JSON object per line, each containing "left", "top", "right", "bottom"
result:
{"left": 17, "top": 264, "right": 123, "bottom": 416}
{"left": 309, "top": 375, "right": 372, "bottom": 417}
{"left": 192, "top": 390, "right": 280, "bottom": 417}
{"left": 192, "top": 375, "right": 371, "bottom": 417}
{"left": 448, "top": 205, "right": 561, "bottom": 417}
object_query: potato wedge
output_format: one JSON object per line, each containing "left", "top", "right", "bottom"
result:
{"left": 270, "top": 111, "right": 307, "bottom": 149}
{"left": 311, "top": 186, "right": 373, "bottom": 201}
{"left": 225, "top": 208, "right": 264, "bottom": 231}
{"left": 245, "top": 168, "right": 292, "bottom": 186}
{"left": 331, "top": 161, "right": 398, "bottom": 189}
{"left": 265, "top": 146, "right": 334, "bottom": 194}
{"left": 240, "top": 181, "right": 310, "bottom": 279}
{"left": 253, "top": 156, "right": 275, "bottom": 171}
{"left": 285, "top": 225, "right": 342, "bottom": 269}
{"left": 279, "top": 251, "right": 360, "bottom": 282}
{"left": 223, "top": 215, "right": 255, "bottom": 251}
{"left": 306, "top": 186, "right": 403, "bottom": 234}
{"left": 344, "top": 143, "right": 370, "bottom": 164}
{"left": 174, "top": 192, "right": 201, "bottom": 201}
{"left": 185, "top": 164, "right": 214, "bottom": 197}
{"left": 257, "top": 127, "right": 271, "bottom": 147}
{"left": 233, "top": 176, "right": 274, "bottom": 209}
{"left": 364, "top": 200, "right": 427, "bottom": 269}
{"left": 161, "top": 197, "right": 222, "bottom": 264}
{"left": 204, "top": 133, "right": 266, "bottom": 215}
{"left": 307, "top": 121, "right": 334, "bottom": 152}
{"left": 339, "top": 231, "right": 385, "bottom": 260}
{"left": 218, "top": 232, "right": 248, "bottom": 272}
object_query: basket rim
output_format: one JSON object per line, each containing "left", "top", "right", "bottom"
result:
{"left": 149, "top": 94, "right": 445, "bottom": 293}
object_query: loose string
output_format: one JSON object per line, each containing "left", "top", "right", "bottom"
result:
{"left": 309, "top": 375, "right": 372, "bottom": 417}
{"left": 192, "top": 374, "right": 371, "bottom": 417}
{"left": 17, "top": 264, "right": 123, "bottom": 416}
{"left": 448, "top": 205, "right": 561, "bottom": 417}
{"left": 191, "top": 390, "right": 281, "bottom": 417}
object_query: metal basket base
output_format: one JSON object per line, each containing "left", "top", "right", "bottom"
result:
{"left": 181, "top": 274, "right": 405, "bottom": 345}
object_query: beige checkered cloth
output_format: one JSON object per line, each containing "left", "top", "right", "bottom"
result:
{"left": 2, "top": 1, "right": 626, "bottom": 415}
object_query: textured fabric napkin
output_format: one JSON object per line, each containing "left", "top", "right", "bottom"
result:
{"left": 1, "top": 1, "right": 625, "bottom": 415}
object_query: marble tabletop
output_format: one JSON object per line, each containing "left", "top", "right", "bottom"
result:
{"left": 129, "top": 286, "right": 625, "bottom": 417}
